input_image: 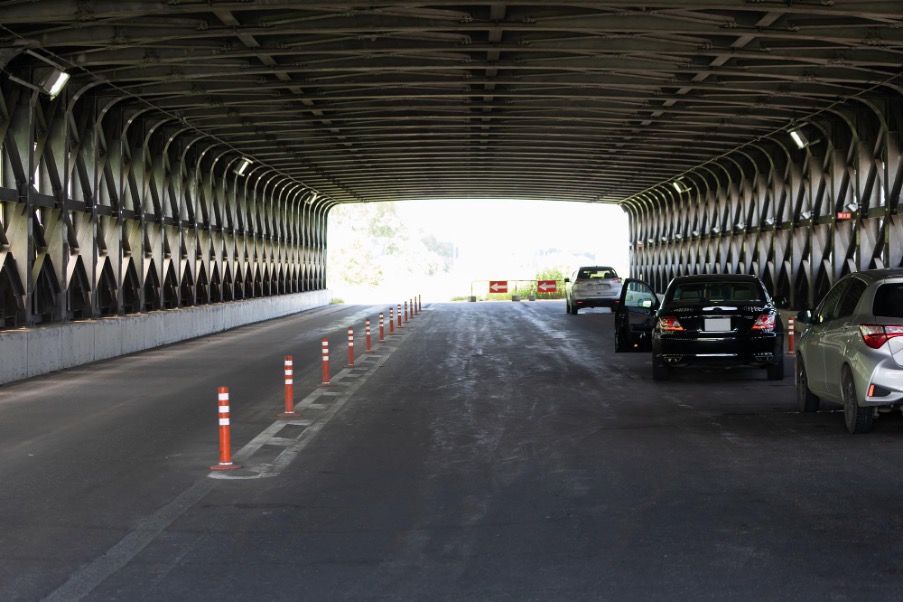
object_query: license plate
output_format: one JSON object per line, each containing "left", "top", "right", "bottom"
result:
{"left": 704, "top": 318, "right": 732, "bottom": 332}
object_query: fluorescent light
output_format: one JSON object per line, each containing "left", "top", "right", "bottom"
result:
{"left": 43, "top": 70, "right": 69, "bottom": 99}
{"left": 235, "top": 157, "right": 252, "bottom": 175}
{"left": 671, "top": 179, "right": 690, "bottom": 193}
{"left": 788, "top": 129, "right": 810, "bottom": 149}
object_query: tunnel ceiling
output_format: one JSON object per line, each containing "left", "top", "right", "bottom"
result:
{"left": 0, "top": 2, "right": 901, "bottom": 205}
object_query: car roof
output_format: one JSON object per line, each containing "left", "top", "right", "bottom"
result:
{"left": 842, "top": 268, "right": 902, "bottom": 282}
{"left": 668, "top": 274, "right": 762, "bottom": 284}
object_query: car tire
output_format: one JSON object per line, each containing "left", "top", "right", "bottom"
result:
{"left": 842, "top": 367, "right": 873, "bottom": 434}
{"left": 766, "top": 354, "right": 784, "bottom": 380}
{"left": 795, "top": 359, "right": 820, "bottom": 413}
{"left": 652, "top": 358, "right": 669, "bottom": 381}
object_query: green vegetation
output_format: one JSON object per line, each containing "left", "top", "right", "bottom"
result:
{"left": 327, "top": 202, "right": 607, "bottom": 302}
{"left": 328, "top": 203, "right": 454, "bottom": 290}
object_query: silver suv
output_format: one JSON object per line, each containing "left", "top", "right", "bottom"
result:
{"left": 564, "top": 266, "right": 623, "bottom": 314}
{"left": 795, "top": 268, "right": 902, "bottom": 433}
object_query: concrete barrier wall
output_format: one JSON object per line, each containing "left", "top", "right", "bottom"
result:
{"left": 0, "top": 290, "right": 331, "bottom": 385}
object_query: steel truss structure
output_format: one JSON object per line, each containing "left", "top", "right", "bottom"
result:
{"left": 0, "top": 0, "right": 901, "bottom": 327}
{"left": 0, "top": 80, "right": 333, "bottom": 329}
{"left": 624, "top": 96, "right": 902, "bottom": 309}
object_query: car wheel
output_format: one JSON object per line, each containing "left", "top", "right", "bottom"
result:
{"left": 842, "top": 367, "right": 873, "bottom": 434}
{"left": 795, "top": 359, "right": 820, "bottom": 413}
{"left": 766, "top": 354, "right": 784, "bottom": 380}
{"left": 652, "top": 358, "right": 669, "bottom": 381}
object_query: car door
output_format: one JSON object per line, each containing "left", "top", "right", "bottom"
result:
{"left": 802, "top": 278, "right": 850, "bottom": 397}
{"left": 614, "top": 278, "right": 660, "bottom": 351}
{"left": 820, "top": 277, "right": 868, "bottom": 397}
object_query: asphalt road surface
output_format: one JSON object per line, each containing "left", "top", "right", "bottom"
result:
{"left": 0, "top": 301, "right": 900, "bottom": 601}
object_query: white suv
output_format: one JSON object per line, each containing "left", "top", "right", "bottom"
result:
{"left": 564, "top": 266, "right": 623, "bottom": 314}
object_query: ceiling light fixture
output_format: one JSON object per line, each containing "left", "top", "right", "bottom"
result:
{"left": 671, "top": 179, "right": 690, "bottom": 194}
{"left": 235, "top": 157, "right": 252, "bottom": 176}
{"left": 6, "top": 50, "right": 70, "bottom": 99}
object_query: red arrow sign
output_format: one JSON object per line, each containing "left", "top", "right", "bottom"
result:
{"left": 489, "top": 281, "right": 508, "bottom": 293}
{"left": 836, "top": 211, "right": 852, "bottom": 220}
{"left": 537, "top": 280, "right": 557, "bottom": 293}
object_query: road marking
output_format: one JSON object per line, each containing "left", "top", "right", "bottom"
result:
{"left": 42, "top": 325, "right": 415, "bottom": 601}
{"left": 209, "top": 328, "right": 412, "bottom": 480}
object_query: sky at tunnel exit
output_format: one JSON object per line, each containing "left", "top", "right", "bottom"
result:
{"left": 330, "top": 199, "right": 629, "bottom": 302}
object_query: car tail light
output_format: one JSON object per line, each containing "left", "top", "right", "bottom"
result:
{"left": 752, "top": 313, "right": 776, "bottom": 331}
{"left": 659, "top": 316, "right": 684, "bottom": 331}
{"left": 859, "top": 324, "right": 903, "bottom": 349}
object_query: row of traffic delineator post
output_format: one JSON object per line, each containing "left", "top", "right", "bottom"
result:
{"left": 211, "top": 295, "right": 422, "bottom": 471}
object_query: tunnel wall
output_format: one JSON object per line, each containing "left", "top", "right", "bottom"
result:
{"left": 622, "top": 94, "right": 902, "bottom": 309}
{"left": 0, "top": 289, "right": 330, "bottom": 385}
{"left": 0, "top": 75, "right": 337, "bottom": 333}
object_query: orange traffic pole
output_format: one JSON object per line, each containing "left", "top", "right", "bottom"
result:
{"left": 347, "top": 327, "right": 355, "bottom": 367}
{"left": 211, "top": 387, "right": 241, "bottom": 471}
{"left": 279, "top": 356, "right": 297, "bottom": 418}
{"left": 365, "top": 319, "right": 372, "bottom": 352}
{"left": 319, "top": 338, "right": 331, "bottom": 386}
{"left": 404, "top": 300, "right": 409, "bottom": 322}
{"left": 397, "top": 304, "right": 403, "bottom": 328}
{"left": 788, "top": 317, "right": 795, "bottom": 354}
{"left": 389, "top": 307, "right": 395, "bottom": 334}
{"left": 379, "top": 312, "right": 385, "bottom": 342}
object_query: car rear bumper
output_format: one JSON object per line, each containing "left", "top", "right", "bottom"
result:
{"left": 860, "top": 358, "right": 903, "bottom": 407}
{"left": 654, "top": 333, "right": 780, "bottom": 367}
{"left": 574, "top": 296, "right": 620, "bottom": 308}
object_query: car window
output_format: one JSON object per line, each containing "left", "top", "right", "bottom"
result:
{"left": 813, "top": 279, "right": 850, "bottom": 324}
{"left": 873, "top": 282, "right": 903, "bottom": 318}
{"left": 578, "top": 268, "right": 616, "bottom": 279}
{"left": 623, "top": 281, "right": 656, "bottom": 308}
{"left": 668, "top": 282, "right": 764, "bottom": 304}
{"left": 835, "top": 277, "right": 867, "bottom": 319}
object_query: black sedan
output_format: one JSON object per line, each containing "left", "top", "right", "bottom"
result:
{"left": 614, "top": 274, "right": 785, "bottom": 381}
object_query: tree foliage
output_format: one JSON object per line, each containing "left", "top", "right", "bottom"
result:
{"left": 328, "top": 203, "right": 454, "bottom": 288}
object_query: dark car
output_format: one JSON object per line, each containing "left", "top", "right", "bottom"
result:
{"left": 614, "top": 274, "right": 785, "bottom": 381}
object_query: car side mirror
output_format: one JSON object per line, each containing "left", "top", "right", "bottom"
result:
{"left": 564, "top": 277, "right": 571, "bottom": 283}
{"left": 796, "top": 309, "right": 812, "bottom": 324}
{"left": 640, "top": 299, "right": 653, "bottom": 308}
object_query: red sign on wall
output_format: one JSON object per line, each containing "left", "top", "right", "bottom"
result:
{"left": 537, "top": 280, "right": 557, "bottom": 293}
{"left": 836, "top": 211, "right": 853, "bottom": 221}
{"left": 489, "top": 281, "right": 508, "bottom": 293}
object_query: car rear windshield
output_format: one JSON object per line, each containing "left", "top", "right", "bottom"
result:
{"left": 872, "top": 282, "right": 903, "bottom": 318}
{"left": 577, "top": 268, "right": 618, "bottom": 279}
{"left": 668, "top": 282, "right": 765, "bottom": 304}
